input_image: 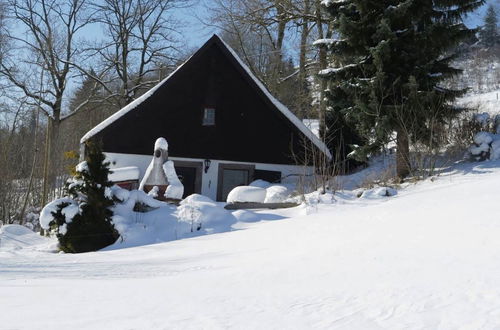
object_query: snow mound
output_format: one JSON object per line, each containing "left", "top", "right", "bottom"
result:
{"left": 178, "top": 194, "right": 236, "bottom": 234}
{"left": 245, "top": 181, "right": 291, "bottom": 203}
{"left": 264, "top": 185, "right": 290, "bottom": 203}
{"left": 249, "top": 179, "right": 271, "bottom": 189}
{"left": 360, "top": 187, "right": 397, "bottom": 199}
{"left": 0, "top": 225, "right": 56, "bottom": 252}
{"left": 468, "top": 131, "right": 500, "bottom": 161}
{"left": 106, "top": 189, "right": 237, "bottom": 249}
{"left": 227, "top": 186, "right": 267, "bottom": 203}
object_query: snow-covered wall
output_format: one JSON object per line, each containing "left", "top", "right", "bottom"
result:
{"left": 104, "top": 152, "right": 315, "bottom": 200}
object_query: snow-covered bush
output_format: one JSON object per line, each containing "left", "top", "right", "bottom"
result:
{"left": 468, "top": 131, "right": 500, "bottom": 161}
{"left": 39, "top": 142, "right": 119, "bottom": 253}
{"left": 178, "top": 194, "right": 236, "bottom": 234}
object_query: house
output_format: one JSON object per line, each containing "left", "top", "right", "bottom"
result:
{"left": 80, "top": 35, "right": 331, "bottom": 201}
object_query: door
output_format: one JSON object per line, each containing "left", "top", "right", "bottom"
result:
{"left": 217, "top": 163, "right": 255, "bottom": 201}
{"left": 173, "top": 161, "right": 203, "bottom": 198}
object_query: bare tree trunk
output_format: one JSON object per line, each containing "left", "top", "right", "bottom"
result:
{"left": 298, "top": 0, "right": 310, "bottom": 119}
{"left": 19, "top": 107, "right": 41, "bottom": 224}
{"left": 315, "top": 0, "right": 329, "bottom": 135}
{"left": 396, "top": 126, "right": 410, "bottom": 178}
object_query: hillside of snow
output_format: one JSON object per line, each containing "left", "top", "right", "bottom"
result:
{"left": 2, "top": 159, "right": 500, "bottom": 329}
{"left": 458, "top": 89, "right": 500, "bottom": 115}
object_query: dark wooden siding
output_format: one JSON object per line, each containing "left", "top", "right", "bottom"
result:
{"left": 92, "top": 37, "right": 320, "bottom": 165}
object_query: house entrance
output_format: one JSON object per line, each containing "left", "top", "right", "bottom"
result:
{"left": 174, "top": 161, "right": 203, "bottom": 198}
{"left": 217, "top": 163, "right": 255, "bottom": 201}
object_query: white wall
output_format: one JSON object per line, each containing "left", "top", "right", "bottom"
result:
{"left": 104, "top": 152, "right": 316, "bottom": 201}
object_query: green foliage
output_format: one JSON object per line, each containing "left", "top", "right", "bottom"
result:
{"left": 319, "top": 0, "right": 484, "bottom": 174}
{"left": 52, "top": 141, "right": 119, "bottom": 253}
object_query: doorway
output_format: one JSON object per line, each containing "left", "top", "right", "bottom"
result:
{"left": 174, "top": 161, "right": 203, "bottom": 198}
{"left": 217, "top": 163, "right": 255, "bottom": 201}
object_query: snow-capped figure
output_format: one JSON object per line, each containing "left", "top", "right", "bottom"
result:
{"left": 139, "top": 138, "right": 184, "bottom": 201}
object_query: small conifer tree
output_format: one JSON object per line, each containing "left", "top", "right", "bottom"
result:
{"left": 480, "top": 5, "right": 499, "bottom": 47}
{"left": 49, "top": 141, "right": 119, "bottom": 253}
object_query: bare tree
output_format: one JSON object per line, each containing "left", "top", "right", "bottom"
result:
{"left": 0, "top": 0, "right": 92, "bottom": 202}
{"left": 80, "top": 0, "right": 190, "bottom": 108}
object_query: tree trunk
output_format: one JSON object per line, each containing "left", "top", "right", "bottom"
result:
{"left": 396, "top": 127, "right": 410, "bottom": 178}
{"left": 298, "top": 0, "right": 310, "bottom": 119}
{"left": 315, "top": 0, "right": 329, "bottom": 135}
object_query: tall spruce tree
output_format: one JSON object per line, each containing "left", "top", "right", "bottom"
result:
{"left": 480, "top": 5, "right": 499, "bottom": 47}
{"left": 320, "top": 0, "right": 484, "bottom": 178}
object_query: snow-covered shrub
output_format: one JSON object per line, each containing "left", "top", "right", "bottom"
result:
{"left": 178, "top": 194, "right": 236, "bottom": 233}
{"left": 39, "top": 142, "right": 119, "bottom": 253}
{"left": 468, "top": 131, "right": 500, "bottom": 161}
{"left": 359, "top": 187, "right": 397, "bottom": 199}
{"left": 227, "top": 186, "right": 267, "bottom": 203}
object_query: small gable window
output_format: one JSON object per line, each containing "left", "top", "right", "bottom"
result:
{"left": 203, "top": 107, "right": 216, "bottom": 126}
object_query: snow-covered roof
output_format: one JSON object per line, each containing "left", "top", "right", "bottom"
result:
{"left": 81, "top": 35, "right": 331, "bottom": 159}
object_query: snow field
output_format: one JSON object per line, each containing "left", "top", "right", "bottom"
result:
{"left": 2, "top": 161, "right": 500, "bottom": 329}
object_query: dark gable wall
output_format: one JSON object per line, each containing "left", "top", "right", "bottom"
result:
{"left": 94, "top": 38, "right": 317, "bottom": 165}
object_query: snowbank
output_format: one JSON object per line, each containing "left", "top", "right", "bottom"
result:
{"left": 264, "top": 185, "right": 290, "bottom": 203}
{"left": 230, "top": 181, "right": 292, "bottom": 204}
{"left": 227, "top": 186, "right": 267, "bottom": 203}
{"left": 360, "top": 186, "right": 398, "bottom": 199}
{"left": 0, "top": 224, "right": 56, "bottom": 252}
{"left": 178, "top": 194, "right": 236, "bottom": 234}
{"left": 106, "top": 189, "right": 237, "bottom": 249}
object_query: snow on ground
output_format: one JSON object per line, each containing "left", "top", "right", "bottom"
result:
{"left": 2, "top": 160, "right": 500, "bottom": 329}
{"left": 457, "top": 89, "right": 500, "bottom": 115}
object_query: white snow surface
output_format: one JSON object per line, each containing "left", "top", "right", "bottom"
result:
{"left": 108, "top": 166, "right": 140, "bottom": 182}
{"left": 264, "top": 185, "right": 290, "bottom": 203}
{"left": 226, "top": 186, "right": 267, "bottom": 203}
{"left": 163, "top": 160, "right": 184, "bottom": 200}
{"left": 457, "top": 89, "right": 500, "bottom": 115}
{"left": 4, "top": 161, "right": 500, "bottom": 328}
{"left": 154, "top": 137, "right": 169, "bottom": 151}
{"left": 39, "top": 197, "right": 77, "bottom": 229}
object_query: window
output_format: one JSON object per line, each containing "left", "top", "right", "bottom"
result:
{"left": 202, "top": 107, "right": 215, "bottom": 126}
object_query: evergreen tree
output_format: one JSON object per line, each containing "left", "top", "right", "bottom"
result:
{"left": 480, "top": 5, "right": 499, "bottom": 47}
{"left": 319, "top": 0, "right": 484, "bottom": 178}
{"left": 49, "top": 141, "right": 119, "bottom": 253}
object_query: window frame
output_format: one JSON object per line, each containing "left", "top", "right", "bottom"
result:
{"left": 202, "top": 107, "right": 216, "bottom": 126}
